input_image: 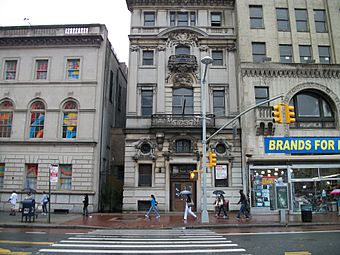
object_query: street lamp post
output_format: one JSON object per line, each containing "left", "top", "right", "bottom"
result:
{"left": 200, "top": 56, "right": 213, "bottom": 223}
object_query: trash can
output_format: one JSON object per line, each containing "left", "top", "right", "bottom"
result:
{"left": 328, "top": 201, "right": 337, "bottom": 212}
{"left": 301, "top": 204, "right": 312, "bottom": 222}
{"left": 21, "top": 199, "right": 36, "bottom": 222}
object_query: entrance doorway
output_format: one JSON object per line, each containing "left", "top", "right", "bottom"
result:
{"left": 170, "top": 164, "right": 196, "bottom": 211}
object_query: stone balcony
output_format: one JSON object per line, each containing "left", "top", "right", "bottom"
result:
{"left": 168, "top": 54, "right": 198, "bottom": 73}
{"left": 151, "top": 114, "right": 215, "bottom": 128}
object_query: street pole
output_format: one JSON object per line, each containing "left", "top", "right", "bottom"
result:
{"left": 200, "top": 56, "right": 213, "bottom": 223}
{"left": 48, "top": 165, "right": 51, "bottom": 224}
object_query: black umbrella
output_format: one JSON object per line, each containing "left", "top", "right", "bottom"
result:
{"left": 213, "top": 190, "right": 225, "bottom": 195}
{"left": 21, "top": 187, "right": 37, "bottom": 194}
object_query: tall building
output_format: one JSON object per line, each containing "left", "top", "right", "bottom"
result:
{"left": 0, "top": 24, "right": 127, "bottom": 212}
{"left": 124, "top": 0, "right": 241, "bottom": 212}
{"left": 236, "top": 0, "right": 340, "bottom": 212}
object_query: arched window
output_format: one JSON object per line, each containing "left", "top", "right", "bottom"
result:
{"left": 172, "top": 88, "right": 193, "bottom": 114}
{"left": 62, "top": 101, "right": 78, "bottom": 138}
{"left": 175, "top": 139, "right": 192, "bottom": 153}
{"left": 290, "top": 91, "right": 335, "bottom": 128}
{"left": 0, "top": 100, "right": 14, "bottom": 138}
{"left": 29, "top": 101, "right": 45, "bottom": 138}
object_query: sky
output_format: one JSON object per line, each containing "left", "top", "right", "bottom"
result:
{"left": 0, "top": 0, "right": 131, "bottom": 63}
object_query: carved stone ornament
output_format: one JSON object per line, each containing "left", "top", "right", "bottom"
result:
{"left": 130, "top": 45, "right": 139, "bottom": 52}
{"left": 133, "top": 138, "right": 157, "bottom": 161}
{"left": 199, "top": 45, "right": 209, "bottom": 52}
{"left": 167, "top": 31, "right": 198, "bottom": 47}
{"left": 212, "top": 140, "right": 232, "bottom": 157}
{"left": 172, "top": 73, "right": 194, "bottom": 88}
{"left": 157, "top": 45, "right": 166, "bottom": 52}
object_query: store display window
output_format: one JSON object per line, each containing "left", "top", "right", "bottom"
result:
{"left": 250, "top": 168, "right": 288, "bottom": 208}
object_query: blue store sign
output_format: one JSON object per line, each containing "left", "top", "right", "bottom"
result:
{"left": 264, "top": 137, "right": 340, "bottom": 154}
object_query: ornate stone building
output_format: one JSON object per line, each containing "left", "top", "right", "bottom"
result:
{"left": 0, "top": 24, "right": 127, "bottom": 212}
{"left": 123, "top": 0, "right": 242, "bottom": 212}
{"left": 236, "top": 0, "right": 340, "bottom": 212}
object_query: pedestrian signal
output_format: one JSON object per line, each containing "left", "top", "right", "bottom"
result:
{"left": 284, "top": 104, "right": 295, "bottom": 124}
{"left": 272, "top": 104, "right": 283, "bottom": 124}
{"left": 209, "top": 152, "right": 217, "bottom": 168}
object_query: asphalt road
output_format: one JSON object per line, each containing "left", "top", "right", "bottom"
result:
{"left": 0, "top": 227, "right": 340, "bottom": 255}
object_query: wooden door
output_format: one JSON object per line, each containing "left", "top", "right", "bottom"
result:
{"left": 171, "top": 181, "right": 196, "bottom": 211}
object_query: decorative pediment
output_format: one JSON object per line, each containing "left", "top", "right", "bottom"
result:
{"left": 172, "top": 73, "right": 194, "bottom": 88}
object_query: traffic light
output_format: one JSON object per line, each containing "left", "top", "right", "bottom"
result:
{"left": 189, "top": 171, "right": 198, "bottom": 180}
{"left": 272, "top": 104, "right": 283, "bottom": 124}
{"left": 284, "top": 104, "right": 295, "bottom": 124}
{"left": 209, "top": 152, "right": 217, "bottom": 168}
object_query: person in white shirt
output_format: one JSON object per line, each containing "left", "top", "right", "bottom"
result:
{"left": 8, "top": 191, "right": 18, "bottom": 216}
{"left": 41, "top": 191, "right": 49, "bottom": 215}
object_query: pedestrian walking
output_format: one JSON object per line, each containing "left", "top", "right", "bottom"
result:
{"left": 216, "top": 194, "right": 229, "bottom": 219}
{"left": 184, "top": 194, "right": 197, "bottom": 221}
{"left": 83, "top": 194, "right": 89, "bottom": 216}
{"left": 145, "top": 194, "right": 160, "bottom": 219}
{"left": 236, "top": 189, "right": 250, "bottom": 220}
{"left": 41, "top": 191, "right": 49, "bottom": 215}
{"left": 8, "top": 191, "right": 18, "bottom": 216}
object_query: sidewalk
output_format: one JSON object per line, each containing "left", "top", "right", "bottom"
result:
{"left": 0, "top": 210, "right": 339, "bottom": 230}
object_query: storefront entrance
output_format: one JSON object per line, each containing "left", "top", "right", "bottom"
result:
{"left": 170, "top": 164, "right": 196, "bottom": 211}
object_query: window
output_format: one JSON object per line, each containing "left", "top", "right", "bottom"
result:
{"left": 67, "top": 59, "right": 80, "bottom": 79}
{"left": 252, "top": 42, "right": 266, "bottom": 63}
{"left": 175, "top": 139, "right": 191, "bottom": 153}
{"left": 290, "top": 91, "right": 335, "bottom": 128}
{"left": 172, "top": 88, "right": 193, "bottom": 114}
{"left": 62, "top": 101, "right": 78, "bottom": 138}
{"left": 35, "top": 59, "right": 48, "bottom": 80}
{"left": 314, "top": 10, "right": 327, "bottom": 33}
{"left": 4, "top": 60, "right": 17, "bottom": 80}
{"left": 212, "top": 50, "right": 223, "bottom": 66}
{"left": 29, "top": 101, "right": 45, "bottom": 139}
{"left": 144, "top": 12, "right": 155, "bottom": 26}
{"left": 299, "top": 45, "right": 312, "bottom": 63}
{"left": 211, "top": 12, "right": 222, "bottom": 27}
{"left": 59, "top": 164, "right": 72, "bottom": 190}
{"left": 190, "top": 12, "right": 196, "bottom": 26}
{"left": 170, "top": 11, "right": 196, "bottom": 26}
{"left": 138, "top": 164, "right": 152, "bottom": 187}
{"left": 213, "top": 90, "right": 225, "bottom": 116}
{"left": 276, "top": 8, "right": 290, "bottom": 31}
{"left": 109, "top": 71, "right": 113, "bottom": 103}
{"left": 279, "top": 44, "right": 293, "bottom": 63}
{"left": 250, "top": 6, "right": 264, "bottom": 29}
{"left": 175, "top": 46, "right": 190, "bottom": 56}
{"left": 141, "top": 89, "right": 153, "bottom": 116}
{"left": 142, "top": 50, "right": 154, "bottom": 66}
{"left": 318, "top": 46, "right": 331, "bottom": 64}
{"left": 215, "top": 165, "right": 228, "bottom": 187}
{"left": 25, "top": 164, "right": 38, "bottom": 189}
{"left": 0, "top": 100, "right": 13, "bottom": 138}
{"left": 177, "top": 12, "right": 188, "bottom": 26}
{"left": 255, "top": 87, "right": 269, "bottom": 106}
{"left": 0, "top": 163, "right": 4, "bottom": 189}
{"left": 295, "top": 9, "right": 309, "bottom": 32}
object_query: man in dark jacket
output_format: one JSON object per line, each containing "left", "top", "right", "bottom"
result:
{"left": 83, "top": 194, "right": 89, "bottom": 216}
{"left": 236, "top": 189, "right": 250, "bottom": 220}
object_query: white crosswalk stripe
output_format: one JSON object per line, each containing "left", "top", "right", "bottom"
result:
{"left": 39, "top": 229, "right": 247, "bottom": 254}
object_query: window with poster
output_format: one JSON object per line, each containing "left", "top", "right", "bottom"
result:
{"left": 215, "top": 165, "right": 228, "bottom": 187}
{"left": 250, "top": 168, "right": 288, "bottom": 208}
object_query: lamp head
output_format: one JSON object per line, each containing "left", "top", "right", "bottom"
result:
{"left": 201, "top": 56, "right": 213, "bottom": 65}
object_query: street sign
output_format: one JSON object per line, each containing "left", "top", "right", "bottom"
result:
{"left": 49, "top": 164, "right": 59, "bottom": 183}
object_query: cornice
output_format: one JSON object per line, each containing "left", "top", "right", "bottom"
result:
{"left": 241, "top": 64, "right": 340, "bottom": 79}
{"left": 126, "top": 0, "right": 234, "bottom": 10}
{"left": 0, "top": 35, "right": 103, "bottom": 48}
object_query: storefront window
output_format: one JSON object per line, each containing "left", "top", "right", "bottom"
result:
{"left": 250, "top": 168, "right": 288, "bottom": 208}
{"left": 291, "top": 167, "right": 340, "bottom": 212}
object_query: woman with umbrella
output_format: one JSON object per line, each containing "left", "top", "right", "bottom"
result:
{"left": 181, "top": 190, "right": 197, "bottom": 221}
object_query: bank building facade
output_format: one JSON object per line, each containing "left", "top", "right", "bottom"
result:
{"left": 123, "top": 0, "right": 242, "bottom": 212}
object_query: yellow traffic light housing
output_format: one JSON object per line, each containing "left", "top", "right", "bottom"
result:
{"left": 284, "top": 104, "right": 295, "bottom": 124}
{"left": 189, "top": 171, "right": 197, "bottom": 180}
{"left": 209, "top": 152, "right": 217, "bottom": 168}
{"left": 272, "top": 104, "right": 283, "bottom": 124}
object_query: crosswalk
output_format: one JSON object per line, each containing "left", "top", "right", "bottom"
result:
{"left": 39, "top": 229, "right": 247, "bottom": 254}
